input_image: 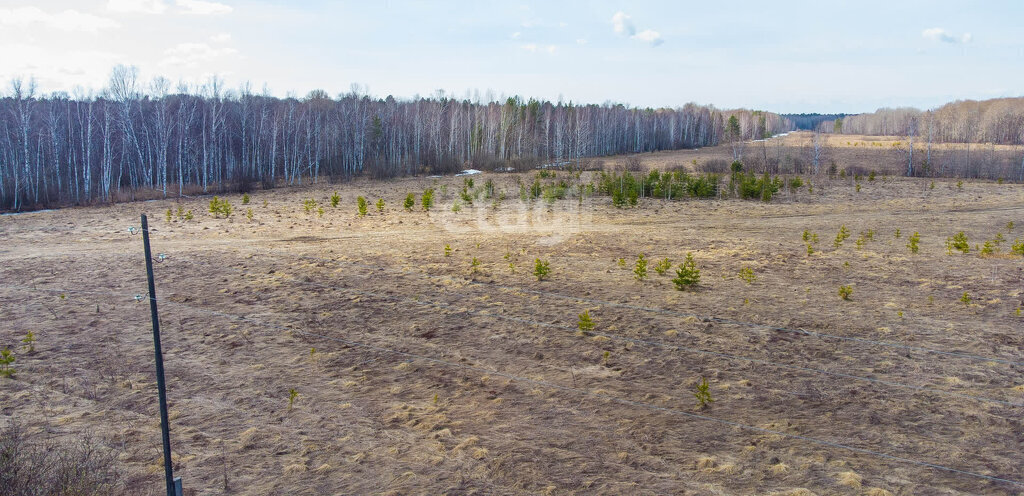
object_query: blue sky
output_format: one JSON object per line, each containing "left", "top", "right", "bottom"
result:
{"left": 1, "top": 0, "right": 1022, "bottom": 113}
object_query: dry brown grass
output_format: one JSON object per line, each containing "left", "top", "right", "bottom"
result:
{"left": 1, "top": 162, "right": 1022, "bottom": 494}
{"left": 603, "top": 131, "right": 1024, "bottom": 180}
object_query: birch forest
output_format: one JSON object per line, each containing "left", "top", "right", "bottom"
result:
{"left": 0, "top": 66, "right": 792, "bottom": 211}
{"left": 826, "top": 98, "right": 1024, "bottom": 145}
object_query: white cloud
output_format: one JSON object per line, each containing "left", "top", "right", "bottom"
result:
{"left": 612, "top": 11, "right": 663, "bottom": 46}
{"left": 176, "top": 0, "right": 232, "bottom": 15}
{"left": 0, "top": 7, "right": 120, "bottom": 32}
{"left": 611, "top": 11, "right": 635, "bottom": 36}
{"left": 161, "top": 42, "right": 238, "bottom": 66}
{"left": 107, "top": 0, "right": 167, "bottom": 14}
{"left": 210, "top": 32, "right": 231, "bottom": 43}
{"left": 576, "top": 38, "right": 587, "bottom": 45}
{"left": 0, "top": 43, "right": 122, "bottom": 90}
{"left": 511, "top": 31, "right": 521, "bottom": 39}
{"left": 521, "top": 43, "right": 537, "bottom": 53}
{"left": 922, "top": 27, "right": 971, "bottom": 44}
{"left": 633, "top": 29, "right": 664, "bottom": 47}
{"left": 546, "top": 45, "right": 556, "bottom": 53}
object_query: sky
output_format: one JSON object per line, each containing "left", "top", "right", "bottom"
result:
{"left": 0, "top": 0, "right": 1022, "bottom": 113}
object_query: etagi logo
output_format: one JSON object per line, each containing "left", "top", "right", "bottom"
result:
{"left": 427, "top": 197, "right": 595, "bottom": 244}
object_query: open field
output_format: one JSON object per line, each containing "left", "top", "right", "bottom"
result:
{"left": 1, "top": 169, "right": 1024, "bottom": 494}
{"left": 603, "top": 132, "right": 1024, "bottom": 181}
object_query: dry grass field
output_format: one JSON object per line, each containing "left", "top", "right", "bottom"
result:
{"left": 604, "top": 132, "right": 1024, "bottom": 181}
{"left": 2, "top": 149, "right": 1024, "bottom": 494}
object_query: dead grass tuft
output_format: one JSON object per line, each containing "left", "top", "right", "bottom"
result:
{"left": 837, "top": 470, "right": 862, "bottom": 488}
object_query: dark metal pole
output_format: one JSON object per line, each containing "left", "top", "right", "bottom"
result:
{"left": 142, "top": 214, "right": 175, "bottom": 496}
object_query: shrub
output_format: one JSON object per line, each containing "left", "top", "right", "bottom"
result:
{"left": 907, "top": 232, "right": 920, "bottom": 254}
{"left": 687, "top": 174, "right": 719, "bottom": 198}
{"left": 444, "top": 244, "right": 452, "bottom": 257}
{"left": 672, "top": 253, "right": 700, "bottom": 290}
{"left": 730, "top": 161, "right": 743, "bottom": 173}
{"left": 302, "top": 198, "right": 317, "bottom": 214}
{"left": 464, "top": 177, "right": 475, "bottom": 189}
{"left": 894, "top": 228, "right": 901, "bottom": 239}
{"left": 960, "top": 292, "right": 971, "bottom": 305}
{"left": 0, "top": 423, "right": 122, "bottom": 494}
{"left": 246, "top": 208, "right": 254, "bottom": 221}
{"left": 451, "top": 200, "right": 461, "bottom": 212}
{"left": 21, "top": 331, "right": 35, "bottom": 353}
{"left": 176, "top": 205, "right": 184, "bottom": 219}
{"left": 980, "top": 241, "right": 995, "bottom": 256}
{"left": 357, "top": 196, "right": 368, "bottom": 216}
{"left": 404, "top": 193, "right": 415, "bottom": 211}
{"left": 165, "top": 208, "right": 172, "bottom": 223}
{"left": 1008, "top": 221, "right": 1015, "bottom": 232}
{"left": 530, "top": 178, "right": 543, "bottom": 199}
{"left": 460, "top": 188, "right": 473, "bottom": 205}
{"left": 694, "top": 377, "right": 714, "bottom": 409}
{"left": 734, "top": 172, "right": 782, "bottom": 202}
{"left": 838, "top": 285, "right": 853, "bottom": 300}
{"left": 654, "top": 258, "right": 672, "bottom": 275}
{"left": 617, "top": 257, "right": 627, "bottom": 268}
{"left": 0, "top": 347, "right": 14, "bottom": 378}
{"left": 288, "top": 388, "right": 299, "bottom": 410}
{"left": 470, "top": 257, "right": 481, "bottom": 275}
{"left": 738, "top": 267, "right": 755, "bottom": 284}
{"left": 422, "top": 188, "right": 435, "bottom": 211}
{"left": 634, "top": 254, "right": 648, "bottom": 280}
{"left": 541, "top": 183, "right": 567, "bottom": 203}
{"left": 376, "top": 198, "right": 385, "bottom": 212}
{"left": 1012, "top": 239, "right": 1024, "bottom": 256}
{"left": 868, "top": 171, "right": 876, "bottom": 181}
{"left": 789, "top": 176, "right": 804, "bottom": 190}
{"left": 834, "top": 225, "right": 851, "bottom": 248}
{"left": 330, "top": 191, "right": 340, "bottom": 208}
{"left": 210, "top": 196, "right": 234, "bottom": 218}
{"left": 578, "top": 310, "right": 595, "bottom": 332}
{"left": 533, "top": 258, "right": 550, "bottom": 281}
{"left": 948, "top": 231, "right": 969, "bottom": 254}
{"left": 696, "top": 158, "right": 729, "bottom": 173}
{"left": 242, "top": 193, "right": 251, "bottom": 205}
{"left": 184, "top": 210, "right": 194, "bottom": 221}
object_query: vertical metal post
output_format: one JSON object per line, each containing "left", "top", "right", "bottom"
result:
{"left": 142, "top": 214, "right": 176, "bottom": 496}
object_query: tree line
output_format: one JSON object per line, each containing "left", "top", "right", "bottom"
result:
{"left": 822, "top": 98, "right": 1024, "bottom": 145}
{"left": 0, "top": 66, "right": 792, "bottom": 211}
{"left": 820, "top": 98, "right": 1024, "bottom": 179}
{"left": 781, "top": 113, "right": 849, "bottom": 131}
